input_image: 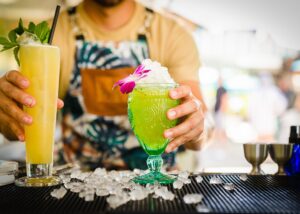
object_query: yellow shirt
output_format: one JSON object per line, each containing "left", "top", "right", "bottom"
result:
{"left": 53, "top": 2, "right": 201, "bottom": 98}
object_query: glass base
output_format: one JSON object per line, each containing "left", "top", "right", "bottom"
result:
{"left": 15, "top": 163, "right": 61, "bottom": 187}
{"left": 132, "top": 172, "right": 176, "bottom": 185}
{"left": 15, "top": 176, "right": 61, "bottom": 187}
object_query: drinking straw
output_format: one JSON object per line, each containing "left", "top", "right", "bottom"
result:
{"left": 48, "top": 5, "right": 61, "bottom": 45}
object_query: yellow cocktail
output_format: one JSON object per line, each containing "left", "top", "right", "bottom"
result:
{"left": 15, "top": 44, "right": 61, "bottom": 187}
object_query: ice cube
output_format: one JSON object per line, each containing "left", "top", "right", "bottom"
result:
{"left": 50, "top": 187, "right": 67, "bottom": 199}
{"left": 196, "top": 204, "right": 210, "bottom": 213}
{"left": 130, "top": 189, "right": 148, "bottom": 200}
{"left": 108, "top": 183, "right": 123, "bottom": 194}
{"left": 178, "top": 177, "right": 191, "bottom": 184}
{"left": 155, "top": 187, "right": 175, "bottom": 200}
{"left": 195, "top": 175, "right": 203, "bottom": 183}
{"left": 96, "top": 188, "right": 110, "bottom": 197}
{"left": 223, "top": 183, "right": 235, "bottom": 191}
{"left": 152, "top": 194, "right": 159, "bottom": 198}
{"left": 79, "top": 191, "right": 87, "bottom": 198}
{"left": 64, "top": 182, "right": 73, "bottom": 189}
{"left": 62, "top": 177, "right": 71, "bottom": 184}
{"left": 78, "top": 172, "right": 91, "bottom": 181}
{"left": 239, "top": 174, "right": 248, "bottom": 181}
{"left": 84, "top": 194, "right": 95, "bottom": 202}
{"left": 107, "top": 194, "right": 130, "bottom": 209}
{"left": 163, "top": 191, "right": 175, "bottom": 200}
{"left": 70, "top": 170, "right": 81, "bottom": 179}
{"left": 84, "top": 188, "right": 95, "bottom": 195}
{"left": 93, "top": 168, "right": 107, "bottom": 177}
{"left": 120, "top": 176, "right": 131, "bottom": 183}
{"left": 183, "top": 193, "right": 203, "bottom": 204}
{"left": 173, "top": 180, "right": 184, "bottom": 189}
{"left": 178, "top": 171, "right": 190, "bottom": 179}
{"left": 145, "top": 183, "right": 158, "bottom": 193}
{"left": 70, "top": 185, "right": 83, "bottom": 193}
{"left": 209, "top": 176, "right": 223, "bottom": 185}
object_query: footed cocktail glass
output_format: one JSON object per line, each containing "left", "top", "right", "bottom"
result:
{"left": 128, "top": 83, "right": 179, "bottom": 184}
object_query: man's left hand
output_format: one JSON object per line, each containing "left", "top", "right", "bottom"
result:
{"left": 164, "top": 85, "right": 204, "bottom": 153}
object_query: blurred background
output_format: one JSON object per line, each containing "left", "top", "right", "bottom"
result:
{"left": 0, "top": 0, "right": 300, "bottom": 173}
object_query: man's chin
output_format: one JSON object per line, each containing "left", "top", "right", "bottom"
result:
{"left": 93, "top": 0, "right": 124, "bottom": 7}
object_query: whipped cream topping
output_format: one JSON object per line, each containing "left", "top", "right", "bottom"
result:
{"left": 137, "top": 59, "right": 176, "bottom": 84}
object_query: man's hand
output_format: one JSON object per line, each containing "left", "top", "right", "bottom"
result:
{"left": 0, "top": 70, "right": 64, "bottom": 141}
{"left": 164, "top": 85, "right": 204, "bottom": 153}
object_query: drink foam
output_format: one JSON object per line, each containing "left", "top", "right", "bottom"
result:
{"left": 137, "top": 59, "right": 176, "bottom": 84}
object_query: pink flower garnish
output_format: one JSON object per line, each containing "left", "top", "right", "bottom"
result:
{"left": 113, "top": 64, "right": 150, "bottom": 94}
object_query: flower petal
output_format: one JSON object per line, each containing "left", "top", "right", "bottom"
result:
{"left": 134, "top": 65, "right": 144, "bottom": 75}
{"left": 142, "top": 69, "right": 150, "bottom": 74}
{"left": 113, "top": 75, "right": 133, "bottom": 88}
{"left": 120, "top": 81, "right": 136, "bottom": 94}
{"left": 113, "top": 80, "right": 125, "bottom": 88}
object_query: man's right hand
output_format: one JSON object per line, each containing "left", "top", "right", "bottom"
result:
{"left": 0, "top": 70, "right": 64, "bottom": 141}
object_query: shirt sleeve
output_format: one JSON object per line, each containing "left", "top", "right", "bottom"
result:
{"left": 164, "top": 22, "right": 201, "bottom": 83}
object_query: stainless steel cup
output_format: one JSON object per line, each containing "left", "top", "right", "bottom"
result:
{"left": 269, "top": 143, "right": 294, "bottom": 176}
{"left": 243, "top": 143, "right": 269, "bottom": 175}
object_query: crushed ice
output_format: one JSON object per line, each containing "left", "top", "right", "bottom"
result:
{"left": 50, "top": 186, "right": 67, "bottom": 199}
{"left": 209, "top": 176, "right": 223, "bottom": 185}
{"left": 50, "top": 168, "right": 236, "bottom": 210}
{"left": 183, "top": 193, "right": 203, "bottom": 204}
{"left": 196, "top": 204, "right": 210, "bottom": 213}
{"left": 239, "top": 174, "right": 248, "bottom": 181}
{"left": 223, "top": 183, "right": 235, "bottom": 191}
{"left": 195, "top": 175, "right": 203, "bottom": 183}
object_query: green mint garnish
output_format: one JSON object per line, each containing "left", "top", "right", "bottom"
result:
{"left": 0, "top": 18, "right": 51, "bottom": 65}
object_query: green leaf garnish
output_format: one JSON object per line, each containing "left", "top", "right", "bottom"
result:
{"left": 28, "top": 22, "right": 36, "bottom": 34}
{"left": 0, "top": 18, "right": 51, "bottom": 65}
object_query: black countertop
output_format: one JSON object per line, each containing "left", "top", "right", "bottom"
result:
{"left": 0, "top": 174, "right": 300, "bottom": 214}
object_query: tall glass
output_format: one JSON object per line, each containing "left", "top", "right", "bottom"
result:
{"left": 128, "top": 83, "right": 179, "bottom": 184}
{"left": 15, "top": 44, "right": 61, "bottom": 187}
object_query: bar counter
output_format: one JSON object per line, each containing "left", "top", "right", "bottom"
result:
{"left": 1, "top": 174, "right": 300, "bottom": 214}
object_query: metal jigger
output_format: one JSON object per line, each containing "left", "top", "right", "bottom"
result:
{"left": 243, "top": 143, "right": 269, "bottom": 175}
{"left": 269, "top": 144, "right": 294, "bottom": 176}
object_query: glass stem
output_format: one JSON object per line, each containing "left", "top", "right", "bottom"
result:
{"left": 147, "top": 155, "right": 163, "bottom": 175}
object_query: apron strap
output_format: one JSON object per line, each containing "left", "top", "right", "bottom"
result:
{"left": 67, "top": 6, "right": 154, "bottom": 43}
{"left": 67, "top": 7, "right": 85, "bottom": 41}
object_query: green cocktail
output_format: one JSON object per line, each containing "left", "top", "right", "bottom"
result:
{"left": 128, "top": 83, "right": 179, "bottom": 184}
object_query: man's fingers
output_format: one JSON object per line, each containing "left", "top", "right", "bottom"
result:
{"left": 5, "top": 70, "right": 29, "bottom": 89}
{"left": 165, "top": 124, "right": 203, "bottom": 153}
{"left": 164, "top": 111, "right": 203, "bottom": 139}
{"left": 0, "top": 109, "right": 25, "bottom": 141}
{"left": 0, "top": 81, "right": 35, "bottom": 107}
{"left": 167, "top": 98, "right": 202, "bottom": 120}
{"left": 0, "top": 95, "right": 32, "bottom": 125}
{"left": 169, "top": 85, "right": 192, "bottom": 99}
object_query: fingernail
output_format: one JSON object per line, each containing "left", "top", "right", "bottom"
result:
{"left": 21, "top": 80, "right": 29, "bottom": 87}
{"left": 58, "top": 100, "right": 64, "bottom": 108}
{"left": 165, "top": 130, "right": 173, "bottom": 138}
{"left": 24, "top": 97, "right": 34, "bottom": 106}
{"left": 170, "top": 91, "right": 177, "bottom": 98}
{"left": 23, "top": 116, "right": 32, "bottom": 124}
{"left": 165, "top": 146, "right": 172, "bottom": 153}
{"left": 18, "top": 135, "right": 25, "bottom": 141}
{"left": 168, "top": 110, "right": 176, "bottom": 119}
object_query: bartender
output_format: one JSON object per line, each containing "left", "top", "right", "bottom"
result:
{"left": 0, "top": 0, "right": 209, "bottom": 170}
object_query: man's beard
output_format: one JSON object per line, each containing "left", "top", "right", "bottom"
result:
{"left": 94, "top": 0, "right": 124, "bottom": 7}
